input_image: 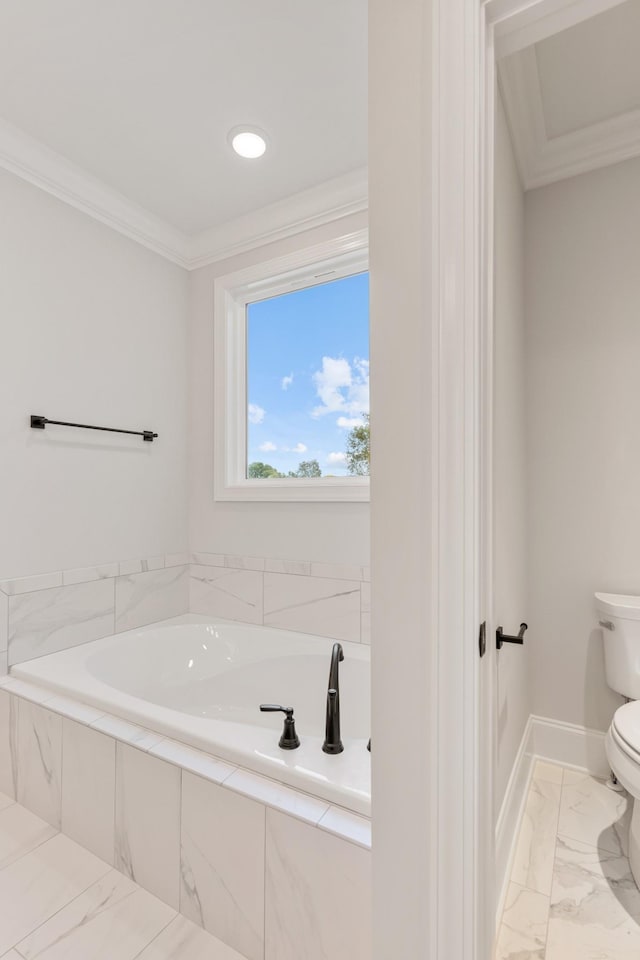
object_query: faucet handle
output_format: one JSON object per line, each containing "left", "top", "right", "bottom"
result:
{"left": 259, "top": 704, "right": 300, "bottom": 750}
{"left": 260, "top": 703, "right": 293, "bottom": 716}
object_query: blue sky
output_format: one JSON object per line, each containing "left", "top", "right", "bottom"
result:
{"left": 247, "top": 271, "right": 369, "bottom": 477}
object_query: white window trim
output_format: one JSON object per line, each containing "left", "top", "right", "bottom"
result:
{"left": 213, "top": 228, "right": 370, "bottom": 502}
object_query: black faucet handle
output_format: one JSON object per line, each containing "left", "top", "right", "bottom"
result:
{"left": 259, "top": 703, "right": 300, "bottom": 750}
{"left": 260, "top": 703, "right": 293, "bottom": 717}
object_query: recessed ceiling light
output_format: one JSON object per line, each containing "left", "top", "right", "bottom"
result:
{"left": 229, "top": 127, "right": 268, "bottom": 160}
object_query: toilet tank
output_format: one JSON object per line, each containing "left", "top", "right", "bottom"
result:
{"left": 595, "top": 593, "right": 640, "bottom": 699}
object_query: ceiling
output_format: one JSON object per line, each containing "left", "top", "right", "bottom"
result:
{"left": 0, "top": 0, "right": 367, "bottom": 236}
{"left": 498, "top": 0, "right": 640, "bottom": 190}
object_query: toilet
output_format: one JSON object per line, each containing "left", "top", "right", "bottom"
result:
{"left": 597, "top": 592, "right": 640, "bottom": 887}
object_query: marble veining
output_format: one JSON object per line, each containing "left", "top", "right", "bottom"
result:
{"left": 8, "top": 579, "right": 115, "bottom": 666}
{"left": 136, "top": 914, "right": 246, "bottom": 959}
{"left": 0, "top": 797, "right": 254, "bottom": 959}
{"left": 114, "top": 744, "right": 181, "bottom": 908}
{"left": 180, "top": 772, "right": 265, "bottom": 960}
{"left": 0, "top": 690, "right": 18, "bottom": 799}
{"left": 496, "top": 765, "right": 640, "bottom": 960}
{"left": 189, "top": 565, "right": 263, "bottom": 624}
{"left": 263, "top": 572, "right": 361, "bottom": 642}
{"left": 495, "top": 883, "right": 549, "bottom": 960}
{"left": 265, "top": 808, "right": 372, "bottom": 960}
{"left": 15, "top": 869, "right": 174, "bottom": 960}
{"left": 547, "top": 834, "right": 640, "bottom": 958}
{"left": 16, "top": 700, "right": 62, "bottom": 828}
{"left": 511, "top": 776, "right": 561, "bottom": 894}
{"left": 0, "top": 833, "right": 111, "bottom": 955}
{"left": 558, "top": 769, "right": 631, "bottom": 857}
{"left": 114, "top": 565, "right": 188, "bottom": 633}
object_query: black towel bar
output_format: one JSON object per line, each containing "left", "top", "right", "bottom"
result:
{"left": 30, "top": 415, "right": 157, "bottom": 442}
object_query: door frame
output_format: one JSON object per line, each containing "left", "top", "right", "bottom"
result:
{"left": 370, "top": 1, "right": 630, "bottom": 958}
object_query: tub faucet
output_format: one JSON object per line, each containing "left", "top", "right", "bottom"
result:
{"left": 322, "top": 642, "right": 344, "bottom": 754}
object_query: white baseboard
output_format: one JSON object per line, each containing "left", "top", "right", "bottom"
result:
{"left": 529, "top": 714, "right": 608, "bottom": 779}
{"left": 495, "top": 716, "right": 534, "bottom": 920}
{"left": 494, "top": 713, "right": 609, "bottom": 925}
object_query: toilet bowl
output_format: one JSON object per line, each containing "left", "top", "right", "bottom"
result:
{"left": 597, "top": 592, "right": 640, "bottom": 887}
{"left": 605, "top": 706, "right": 640, "bottom": 883}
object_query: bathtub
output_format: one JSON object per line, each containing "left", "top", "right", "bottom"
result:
{"left": 12, "top": 614, "right": 371, "bottom": 815}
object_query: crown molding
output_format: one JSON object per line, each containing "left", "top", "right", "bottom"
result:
{"left": 0, "top": 116, "right": 191, "bottom": 266}
{"left": 493, "top": 0, "right": 629, "bottom": 59}
{"left": 0, "top": 116, "right": 368, "bottom": 270}
{"left": 498, "top": 45, "right": 640, "bottom": 191}
{"left": 186, "top": 167, "right": 368, "bottom": 270}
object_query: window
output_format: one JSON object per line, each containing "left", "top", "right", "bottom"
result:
{"left": 214, "top": 231, "right": 369, "bottom": 501}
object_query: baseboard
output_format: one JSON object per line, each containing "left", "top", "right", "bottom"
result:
{"left": 529, "top": 714, "right": 608, "bottom": 779}
{"left": 495, "top": 716, "right": 534, "bottom": 920}
{"left": 494, "top": 713, "right": 609, "bottom": 926}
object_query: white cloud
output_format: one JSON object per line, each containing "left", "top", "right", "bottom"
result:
{"left": 327, "top": 451, "right": 347, "bottom": 465}
{"left": 292, "top": 442, "right": 307, "bottom": 454}
{"left": 312, "top": 356, "right": 369, "bottom": 419}
{"left": 248, "top": 403, "right": 265, "bottom": 425}
{"left": 259, "top": 441, "right": 277, "bottom": 452}
{"left": 281, "top": 373, "right": 294, "bottom": 390}
{"left": 336, "top": 416, "right": 364, "bottom": 430}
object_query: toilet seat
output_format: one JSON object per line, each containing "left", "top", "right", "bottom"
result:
{"left": 612, "top": 701, "right": 640, "bottom": 765}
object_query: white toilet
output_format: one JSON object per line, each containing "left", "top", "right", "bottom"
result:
{"left": 597, "top": 591, "right": 640, "bottom": 887}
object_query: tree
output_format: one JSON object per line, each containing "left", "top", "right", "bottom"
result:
{"left": 346, "top": 414, "right": 370, "bottom": 476}
{"left": 288, "top": 459, "right": 322, "bottom": 478}
{"left": 248, "top": 461, "right": 285, "bottom": 479}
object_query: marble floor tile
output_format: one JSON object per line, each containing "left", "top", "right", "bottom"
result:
{"left": 546, "top": 834, "right": 640, "bottom": 959}
{"left": 558, "top": 771, "right": 631, "bottom": 857}
{"left": 0, "top": 833, "right": 110, "bottom": 955}
{"left": 495, "top": 882, "right": 549, "bottom": 960}
{"left": 0, "top": 801, "right": 57, "bottom": 870}
{"left": 15, "top": 869, "right": 175, "bottom": 960}
{"left": 512, "top": 777, "right": 561, "bottom": 894}
{"left": 137, "top": 914, "right": 246, "bottom": 960}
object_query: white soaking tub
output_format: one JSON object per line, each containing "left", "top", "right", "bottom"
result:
{"left": 12, "top": 614, "right": 372, "bottom": 815}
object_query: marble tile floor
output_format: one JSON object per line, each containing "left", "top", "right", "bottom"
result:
{"left": 0, "top": 789, "right": 244, "bottom": 960}
{"left": 495, "top": 760, "right": 640, "bottom": 960}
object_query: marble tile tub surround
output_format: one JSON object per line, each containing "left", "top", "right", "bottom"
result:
{"left": 190, "top": 552, "right": 371, "bottom": 645}
{"left": 0, "top": 680, "right": 372, "bottom": 960}
{"left": 0, "top": 550, "right": 370, "bottom": 674}
{"left": 0, "top": 553, "right": 189, "bottom": 669}
{"left": 495, "top": 760, "right": 640, "bottom": 960}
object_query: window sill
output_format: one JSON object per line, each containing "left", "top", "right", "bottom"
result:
{"left": 214, "top": 477, "right": 370, "bottom": 503}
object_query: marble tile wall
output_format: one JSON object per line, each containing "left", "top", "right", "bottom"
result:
{"left": 0, "top": 553, "right": 190, "bottom": 671}
{"left": 0, "top": 550, "right": 371, "bottom": 675}
{"left": 0, "top": 680, "right": 372, "bottom": 960}
{"left": 190, "top": 553, "right": 371, "bottom": 645}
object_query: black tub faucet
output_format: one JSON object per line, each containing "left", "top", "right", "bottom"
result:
{"left": 322, "top": 642, "right": 344, "bottom": 754}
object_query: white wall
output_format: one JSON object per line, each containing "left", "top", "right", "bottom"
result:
{"left": 0, "top": 168, "right": 189, "bottom": 579}
{"left": 494, "top": 96, "right": 530, "bottom": 812}
{"left": 188, "top": 212, "right": 370, "bottom": 565}
{"left": 525, "top": 156, "right": 640, "bottom": 732}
